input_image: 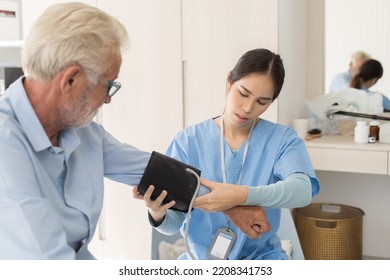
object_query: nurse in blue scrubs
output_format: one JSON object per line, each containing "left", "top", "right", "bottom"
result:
{"left": 135, "top": 48, "right": 320, "bottom": 260}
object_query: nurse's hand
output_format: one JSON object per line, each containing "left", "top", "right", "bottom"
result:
{"left": 133, "top": 185, "right": 176, "bottom": 223}
{"left": 194, "top": 178, "right": 247, "bottom": 211}
{"left": 224, "top": 206, "right": 271, "bottom": 239}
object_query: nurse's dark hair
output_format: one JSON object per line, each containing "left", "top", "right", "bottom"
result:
{"left": 350, "top": 59, "right": 383, "bottom": 89}
{"left": 228, "top": 48, "right": 285, "bottom": 100}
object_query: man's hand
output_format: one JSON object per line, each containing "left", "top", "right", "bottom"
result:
{"left": 224, "top": 205, "right": 271, "bottom": 239}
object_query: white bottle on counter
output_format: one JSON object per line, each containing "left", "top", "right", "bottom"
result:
{"left": 354, "top": 120, "right": 369, "bottom": 143}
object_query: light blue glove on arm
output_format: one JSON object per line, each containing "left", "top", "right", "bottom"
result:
{"left": 244, "top": 173, "right": 312, "bottom": 208}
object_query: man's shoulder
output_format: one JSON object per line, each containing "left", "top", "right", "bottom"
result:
{"left": 329, "top": 71, "right": 350, "bottom": 92}
{"left": 332, "top": 71, "right": 350, "bottom": 81}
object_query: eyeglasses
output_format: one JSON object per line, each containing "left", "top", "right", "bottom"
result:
{"left": 107, "top": 80, "right": 121, "bottom": 97}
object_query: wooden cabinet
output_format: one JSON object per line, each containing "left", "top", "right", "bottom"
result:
{"left": 305, "top": 135, "right": 390, "bottom": 175}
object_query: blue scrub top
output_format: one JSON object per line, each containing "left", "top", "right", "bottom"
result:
{"left": 166, "top": 118, "right": 320, "bottom": 260}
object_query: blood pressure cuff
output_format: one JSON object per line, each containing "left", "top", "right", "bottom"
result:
{"left": 138, "top": 151, "right": 201, "bottom": 212}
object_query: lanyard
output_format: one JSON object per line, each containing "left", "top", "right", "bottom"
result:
{"left": 220, "top": 115, "right": 256, "bottom": 185}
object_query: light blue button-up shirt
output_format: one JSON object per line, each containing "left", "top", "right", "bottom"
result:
{"left": 0, "top": 77, "right": 151, "bottom": 259}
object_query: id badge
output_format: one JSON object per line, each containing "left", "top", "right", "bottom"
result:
{"left": 207, "top": 228, "right": 236, "bottom": 260}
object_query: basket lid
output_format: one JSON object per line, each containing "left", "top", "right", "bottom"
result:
{"left": 294, "top": 203, "right": 364, "bottom": 220}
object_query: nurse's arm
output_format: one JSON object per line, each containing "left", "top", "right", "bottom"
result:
{"left": 194, "top": 178, "right": 247, "bottom": 211}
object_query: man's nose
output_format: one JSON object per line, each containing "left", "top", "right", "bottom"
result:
{"left": 104, "top": 96, "right": 112, "bottom": 104}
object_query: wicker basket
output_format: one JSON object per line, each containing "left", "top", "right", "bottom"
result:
{"left": 293, "top": 203, "right": 364, "bottom": 260}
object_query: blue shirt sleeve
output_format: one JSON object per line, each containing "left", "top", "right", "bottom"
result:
{"left": 382, "top": 94, "right": 390, "bottom": 111}
{"left": 102, "top": 129, "right": 151, "bottom": 185}
{"left": 273, "top": 128, "right": 320, "bottom": 197}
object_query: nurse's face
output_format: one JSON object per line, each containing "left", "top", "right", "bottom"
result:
{"left": 225, "top": 73, "right": 274, "bottom": 127}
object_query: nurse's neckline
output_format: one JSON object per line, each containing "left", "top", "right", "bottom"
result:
{"left": 214, "top": 115, "right": 260, "bottom": 136}
{"left": 218, "top": 115, "right": 258, "bottom": 151}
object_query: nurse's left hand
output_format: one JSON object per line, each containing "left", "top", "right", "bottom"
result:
{"left": 194, "top": 178, "right": 248, "bottom": 212}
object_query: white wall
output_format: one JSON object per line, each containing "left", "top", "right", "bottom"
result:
{"left": 325, "top": 0, "right": 390, "bottom": 96}
{"left": 278, "top": 0, "right": 308, "bottom": 125}
{"left": 277, "top": 0, "right": 324, "bottom": 125}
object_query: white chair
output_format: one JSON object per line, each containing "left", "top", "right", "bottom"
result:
{"left": 278, "top": 208, "right": 305, "bottom": 260}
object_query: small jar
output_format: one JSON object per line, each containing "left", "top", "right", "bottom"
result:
{"left": 369, "top": 121, "right": 380, "bottom": 143}
{"left": 354, "top": 121, "right": 369, "bottom": 143}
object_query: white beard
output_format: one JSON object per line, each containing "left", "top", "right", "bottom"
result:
{"left": 72, "top": 108, "right": 98, "bottom": 127}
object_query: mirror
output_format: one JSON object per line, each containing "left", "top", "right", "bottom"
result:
{"left": 325, "top": 0, "right": 390, "bottom": 98}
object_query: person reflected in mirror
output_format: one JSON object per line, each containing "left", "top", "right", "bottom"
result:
{"left": 134, "top": 48, "right": 320, "bottom": 260}
{"left": 329, "top": 50, "right": 371, "bottom": 93}
{"left": 349, "top": 59, "right": 390, "bottom": 111}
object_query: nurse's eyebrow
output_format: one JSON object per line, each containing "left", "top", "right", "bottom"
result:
{"left": 240, "top": 85, "right": 273, "bottom": 101}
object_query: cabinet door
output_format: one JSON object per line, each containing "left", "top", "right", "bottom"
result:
{"left": 89, "top": 0, "right": 183, "bottom": 259}
{"left": 181, "top": 0, "right": 279, "bottom": 126}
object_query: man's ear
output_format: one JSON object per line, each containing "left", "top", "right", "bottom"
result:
{"left": 226, "top": 71, "right": 233, "bottom": 92}
{"left": 60, "top": 65, "right": 83, "bottom": 93}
